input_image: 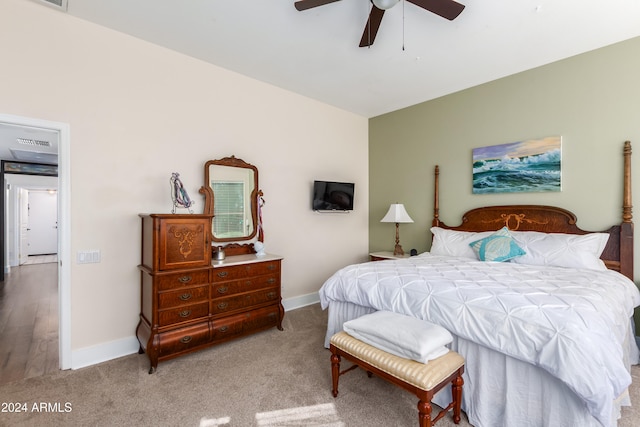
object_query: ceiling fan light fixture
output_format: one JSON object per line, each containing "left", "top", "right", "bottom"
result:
{"left": 372, "top": 0, "right": 399, "bottom": 10}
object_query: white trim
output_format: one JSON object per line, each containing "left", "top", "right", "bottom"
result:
{"left": 0, "top": 113, "right": 71, "bottom": 370}
{"left": 71, "top": 337, "right": 139, "bottom": 370}
{"left": 282, "top": 292, "right": 320, "bottom": 311}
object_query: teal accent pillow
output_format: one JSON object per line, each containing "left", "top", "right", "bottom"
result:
{"left": 469, "top": 227, "right": 526, "bottom": 262}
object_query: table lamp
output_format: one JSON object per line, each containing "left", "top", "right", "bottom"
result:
{"left": 380, "top": 203, "right": 413, "bottom": 256}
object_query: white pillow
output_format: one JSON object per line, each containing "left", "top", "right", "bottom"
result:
{"left": 430, "top": 227, "right": 494, "bottom": 259}
{"left": 510, "top": 231, "right": 609, "bottom": 271}
{"left": 343, "top": 310, "right": 453, "bottom": 364}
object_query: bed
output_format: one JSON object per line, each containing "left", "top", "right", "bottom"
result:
{"left": 319, "top": 141, "right": 639, "bottom": 427}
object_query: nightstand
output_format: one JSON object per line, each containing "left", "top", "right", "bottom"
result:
{"left": 369, "top": 251, "right": 411, "bottom": 261}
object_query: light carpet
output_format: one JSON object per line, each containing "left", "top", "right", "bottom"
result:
{"left": 0, "top": 303, "right": 638, "bottom": 427}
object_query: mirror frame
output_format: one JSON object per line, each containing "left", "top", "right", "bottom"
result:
{"left": 200, "top": 156, "right": 262, "bottom": 256}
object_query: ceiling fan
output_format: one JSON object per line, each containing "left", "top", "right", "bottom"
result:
{"left": 294, "top": 0, "right": 465, "bottom": 47}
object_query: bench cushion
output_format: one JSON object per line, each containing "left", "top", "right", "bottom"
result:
{"left": 343, "top": 310, "right": 453, "bottom": 363}
{"left": 330, "top": 331, "right": 464, "bottom": 392}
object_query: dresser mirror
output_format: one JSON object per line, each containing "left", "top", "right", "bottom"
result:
{"left": 200, "top": 156, "right": 261, "bottom": 255}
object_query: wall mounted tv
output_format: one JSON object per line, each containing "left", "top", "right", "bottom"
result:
{"left": 312, "top": 180, "right": 355, "bottom": 211}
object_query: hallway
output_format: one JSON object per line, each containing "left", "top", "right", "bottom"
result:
{"left": 0, "top": 260, "right": 58, "bottom": 385}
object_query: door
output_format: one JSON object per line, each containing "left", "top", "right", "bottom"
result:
{"left": 18, "top": 187, "right": 29, "bottom": 264}
{"left": 26, "top": 190, "right": 58, "bottom": 255}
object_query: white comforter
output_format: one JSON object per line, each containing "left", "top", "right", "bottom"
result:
{"left": 319, "top": 253, "right": 640, "bottom": 427}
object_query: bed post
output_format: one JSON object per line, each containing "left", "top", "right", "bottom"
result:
{"left": 620, "top": 141, "right": 633, "bottom": 280}
{"left": 433, "top": 165, "right": 440, "bottom": 227}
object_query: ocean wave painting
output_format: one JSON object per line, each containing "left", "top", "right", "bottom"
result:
{"left": 472, "top": 136, "right": 561, "bottom": 194}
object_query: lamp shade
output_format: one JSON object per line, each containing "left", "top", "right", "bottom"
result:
{"left": 372, "top": 0, "right": 400, "bottom": 10}
{"left": 380, "top": 204, "right": 414, "bottom": 223}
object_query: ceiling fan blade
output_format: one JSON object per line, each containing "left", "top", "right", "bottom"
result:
{"left": 294, "top": 0, "right": 341, "bottom": 11}
{"left": 359, "top": 7, "right": 385, "bottom": 47}
{"left": 406, "top": 0, "right": 465, "bottom": 20}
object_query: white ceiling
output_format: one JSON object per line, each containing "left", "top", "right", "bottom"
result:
{"left": 3, "top": 0, "right": 640, "bottom": 163}
{"left": 58, "top": 0, "right": 640, "bottom": 118}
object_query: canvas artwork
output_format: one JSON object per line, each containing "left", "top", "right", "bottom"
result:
{"left": 472, "top": 136, "right": 561, "bottom": 194}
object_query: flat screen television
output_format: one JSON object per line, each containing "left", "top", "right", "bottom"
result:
{"left": 312, "top": 180, "right": 355, "bottom": 211}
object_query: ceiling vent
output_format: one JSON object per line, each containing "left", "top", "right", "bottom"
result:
{"left": 16, "top": 137, "right": 51, "bottom": 148}
{"left": 36, "top": 0, "right": 68, "bottom": 11}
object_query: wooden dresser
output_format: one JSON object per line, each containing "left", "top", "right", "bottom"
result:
{"left": 136, "top": 213, "right": 284, "bottom": 373}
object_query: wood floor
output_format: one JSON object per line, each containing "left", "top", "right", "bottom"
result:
{"left": 0, "top": 259, "right": 58, "bottom": 385}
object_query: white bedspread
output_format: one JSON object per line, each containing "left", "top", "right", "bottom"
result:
{"left": 319, "top": 253, "right": 640, "bottom": 427}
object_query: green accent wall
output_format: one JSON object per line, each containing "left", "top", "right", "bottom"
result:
{"left": 369, "top": 36, "right": 640, "bottom": 328}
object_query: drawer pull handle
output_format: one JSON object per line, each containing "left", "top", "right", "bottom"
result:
{"left": 178, "top": 275, "right": 192, "bottom": 284}
{"left": 268, "top": 265, "right": 276, "bottom": 270}
{"left": 217, "top": 286, "right": 228, "bottom": 294}
{"left": 178, "top": 310, "right": 192, "bottom": 318}
{"left": 267, "top": 292, "right": 277, "bottom": 299}
{"left": 268, "top": 312, "right": 277, "bottom": 319}
{"left": 267, "top": 278, "right": 276, "bottom": 284}
{"left": 217, "top": 302, "right": 228, "bottom": 310}
{"left": 179, "top": 293, "right": 192, "bottom": 301}
{"left": 180, "top": 336, "right": 192, "bottom": 344}
{"left": 217, "top": 271, "right": 228, "bottom": 278}
{"left": 219, "top": 326, "right": 229, "bottom": 333}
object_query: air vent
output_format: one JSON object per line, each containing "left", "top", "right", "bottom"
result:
{"left": 36, "top": 0, "right": 68, "bottom": 11}
{"left": 16, "top": 137, "right": 51, "bottom": 148}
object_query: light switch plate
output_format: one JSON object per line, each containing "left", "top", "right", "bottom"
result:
{"left": 77, "top": 250, "right": 101, "bottom": 264}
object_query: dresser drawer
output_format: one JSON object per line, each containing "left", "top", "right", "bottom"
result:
{"left": 212, "top": 274, "right": 279, "bottom": 297}
{"left": 243, "top": 305, "right": 281, "bottom": 332}
{"left": 212, "top": 260, "right": 280, "bottom": 281}
{"left": 156, "top": 269, "right": 209, "bottom": 291}
{"left": 158, "top": 302, "right": 209, "bottom": 327}
{"left": 158, "top": 322, "right": 210, "bottom": 357}
{"left": 211, "top": 288, "right": 280, "bottom": 315}
{"left": 158, "top": 285, "right": 208, "bottom": 309}
{"left": 211, "top": 314, "right": 245, "bottom": 341}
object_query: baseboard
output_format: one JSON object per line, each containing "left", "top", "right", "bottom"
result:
{"left": 70, "top": 293, "right": 321, "bottom": 370}
{"left": 282, "top": 292, "right": 320, "bottom": 311}
{"left": 71, "top": 336, "right": 140, "bottom": 370}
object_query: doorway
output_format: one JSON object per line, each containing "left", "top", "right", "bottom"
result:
{"left": 3, "top": 174, "right": 59, "bottom": 268}
{"left": 0, "top": 113, "right": 70, "bottom": 371}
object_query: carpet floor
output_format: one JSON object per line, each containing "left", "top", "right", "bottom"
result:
{"left": 0, "top": 303, "right": 638, "bottom": 427}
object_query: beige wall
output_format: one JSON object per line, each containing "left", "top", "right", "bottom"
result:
{"left": 1, "top": 0, "right": 368, "bottom": 365}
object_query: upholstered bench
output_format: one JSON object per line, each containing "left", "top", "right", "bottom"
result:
{"left": 330, "top": 330, "right": 465, "bottom": 427}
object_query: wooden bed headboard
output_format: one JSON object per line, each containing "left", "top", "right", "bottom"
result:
{"left": 432, "top": 141, "right": 634, "bottom": 280}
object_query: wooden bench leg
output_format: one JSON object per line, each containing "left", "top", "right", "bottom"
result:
{"left": 418, "top": 399, "right": 433, "bottom": 427}
{"left": 331, "top": 352, "right": 341, "bottom": 398}
{"left": 452, "top": 371, "right": 464, "bottom": 424}
{"left": 330, "top": 338, "right": 465, "bottom": 427}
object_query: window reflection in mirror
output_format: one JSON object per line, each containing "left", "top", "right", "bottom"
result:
{"left": 210, "top": 165, "right": 255, "bottom": 239}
